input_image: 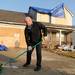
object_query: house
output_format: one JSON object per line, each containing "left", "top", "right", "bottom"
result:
{"left": 0, "top": 3, "right": 74, "bottom": 49}
{"left": 0, "top": 10, "right": 27, "bottom": 48}
{"left": 28, "top": 3, "right": 74, "bottom": 49}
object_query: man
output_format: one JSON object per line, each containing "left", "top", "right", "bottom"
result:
{"left": 23, "top": 15, "right": 47, "bottom": 71}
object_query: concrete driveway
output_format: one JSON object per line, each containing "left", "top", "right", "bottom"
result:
{"left": 0, "top": 48, "right": 75, "bottom": 75}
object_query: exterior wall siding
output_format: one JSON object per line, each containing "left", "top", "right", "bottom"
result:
{"left": 37, "top": 13, "right": 50, "bottom": 22}
{"left": 0, "top": 23, "right": 26, "bottom": 48}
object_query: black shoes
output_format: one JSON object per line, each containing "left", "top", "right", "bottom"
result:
{"left": 34, "top": 66, "right": 41, "bottom": 71}
{"left": 22, "top": 64, "right": 41, "bottom": 71}
{"left": 22, "top": 63, "right": 30, "bottom": 67}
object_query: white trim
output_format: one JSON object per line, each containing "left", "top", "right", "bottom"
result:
{"left": 0, "top": 21, "right": 25, "bottom": 25}
{"left": 64, "top": 6, "right": 73, "bottom": 17}
{"left": 46, "top": 25, "right": 72, "bottom": 30}
{"left": 0, "top": 22, "right": 25, "bottom": 29}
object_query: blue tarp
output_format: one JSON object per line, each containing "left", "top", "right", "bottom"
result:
{"left": 29, "top": 6, "right": 50, "bottom": 14}
{"left": 0, "top": 45, "right": 8, "bottom": 51}
{"left": 51, "top": 3, "right": 64, "bottom": 17}
{"left": 29, "top": 3, "right": 64, "bottom": 17}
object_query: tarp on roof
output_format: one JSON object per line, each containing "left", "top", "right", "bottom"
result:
{"left": 51, "top": 3, "right": 64, "bottom": 17}
{"left": 29, "top": 3, "right": 64, "bottom": 17}
{"left": 29, "top": 6, "right": 50, "bottom": 14}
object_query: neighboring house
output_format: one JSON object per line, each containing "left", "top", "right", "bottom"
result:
{"left": 28, "top": 3, "right": 74, "bottom": 49}
{"left": 0, "top": 10, "right": 27, "bottom": 48}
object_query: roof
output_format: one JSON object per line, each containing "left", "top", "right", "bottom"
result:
{"left": 41, "top": 22, "right": 75, "bottom": 31}
{"left": 0, "top": 9, "right": 27, "bottom": 24}
{"left": 29, "top": 6, "right": 50, "bottom": 14}
{"left": 0, "top": 3, "right": 73, "bottom": 24}
{"left": 0, "top": 5, "right": 74, "bottom": 31}
{"left": 29, "top": 3, "right": 73, "bottom": 17}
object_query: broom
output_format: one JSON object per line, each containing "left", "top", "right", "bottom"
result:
{"left": 0, "top": 41, "right": 41, "bottom": 73}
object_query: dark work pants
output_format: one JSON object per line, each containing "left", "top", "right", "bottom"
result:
{"left": 26, "top": 42, "right": 42, "bottom": 67}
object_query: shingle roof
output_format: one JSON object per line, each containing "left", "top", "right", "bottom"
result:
{"left": 0, "top": 9, "right": 27, "bottom": 23}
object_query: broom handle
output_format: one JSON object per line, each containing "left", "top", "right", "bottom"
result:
{"left": 0, "top": 41, "right": 42, "bottom": 69}
{"left": 15, "top": 41, "right": 41, "bottom": 59}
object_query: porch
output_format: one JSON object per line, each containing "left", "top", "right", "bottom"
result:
{"left": 42, "top": 23, "right": 74, "bottom": 50}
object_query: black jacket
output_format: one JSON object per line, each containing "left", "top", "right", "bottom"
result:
{"left": 24, "top": 22, "right": 47, "bottom": 46}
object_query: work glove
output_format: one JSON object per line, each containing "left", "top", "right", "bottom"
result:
{"left": 27, "top": 46, "right": 32, "bottom": 51}
{"left": 44, "top": 36, "right": 47, "bottom": 40}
